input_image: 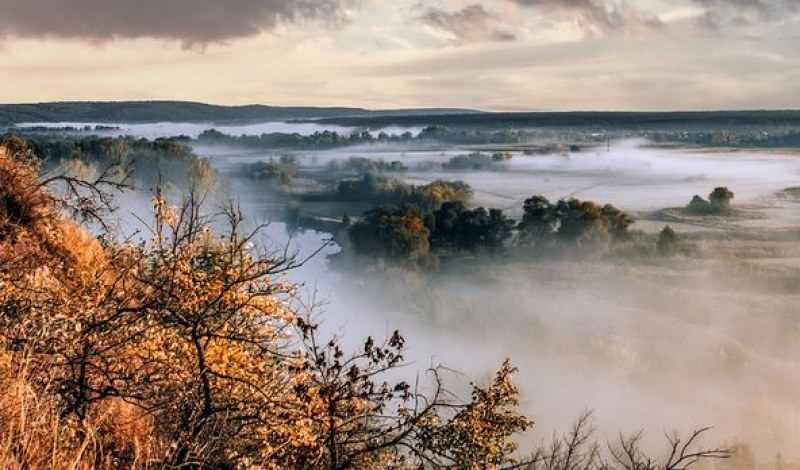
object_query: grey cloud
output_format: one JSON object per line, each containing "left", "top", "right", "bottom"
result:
{"left": 690, "top": 0, "right": 800, "bottom": 29}
{"left": 0, "top": 0, "right": 354, "bottom": 46}
{"left": 507, "top": 0, "right": 665, "bottom": 36}
{"left": 692, "top": 0, "right": 800, "bottom": 10}
{"left": 361, "top": 34, "right": 800, "bottom": 109}
{"left": 362, "top": 39, "right": 614, "bottom": 76}
{"left": 418, "top": 4, "right": 517, "bottom": 44}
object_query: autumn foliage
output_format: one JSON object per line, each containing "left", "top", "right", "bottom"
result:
{"left": 0, "top": 139, "right": 534, "bottom": 469}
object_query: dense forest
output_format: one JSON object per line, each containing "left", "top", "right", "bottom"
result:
{"left": 306, "top": 110, "right": 800, "bottom": 130}
{"left": 0, "top": 102, "right": 477, "bottom": 126}
{"left": 0, "top": 137, "right": 737, "bottom": 468}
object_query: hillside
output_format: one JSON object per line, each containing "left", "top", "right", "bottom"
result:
{"left": 4, "top": 102, "right": 800, "bottom": 132}
{"left": 0, "top": 101, "right": 480, "bottom": 125}
{"left": 305, "top": 109, "right": 800, "bottom": 130}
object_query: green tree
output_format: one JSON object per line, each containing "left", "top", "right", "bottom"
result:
{"left": 518, "top": 196, "right": 558, "bottom": 245}
{"left": 349, "top": 205, "right": 431, "bottom": 260}
{"left": 430, "top": 202, "right": 513, "bottom": 251}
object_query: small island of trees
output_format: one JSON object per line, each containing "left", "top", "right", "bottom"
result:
{"left": 685, "top": 187, "right": 735, "bottom": 215}
{"left": 347, "top": 193, "right": 635, "bottom": 262}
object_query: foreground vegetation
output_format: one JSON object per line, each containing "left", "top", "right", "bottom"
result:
{"left": 0, "top": 140, "right": 533, "bottom": 468}
{"left": 15, "top": 134, "right": 217, "bottom": 191}
{"left": 0, "top": 138, "right": 734, "bottom": 468}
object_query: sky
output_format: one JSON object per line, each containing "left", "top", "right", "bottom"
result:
{"left": 0, "top": 0, "right": 798, "bottom": 111}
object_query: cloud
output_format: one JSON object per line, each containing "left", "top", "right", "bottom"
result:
{"left": 689, "top": 0, "right": 800, "bottom": 30}
{"left": 507, "top": 0, "right": 665, "bottom": 36}
{"left": 417, "top": 4, "right": 517, "bottom": 44}
{"left": 692, "top": 0, "right": 800, "bottom": 11}
{"left": 0, "top": 0, "right": 355, "bottom": 46}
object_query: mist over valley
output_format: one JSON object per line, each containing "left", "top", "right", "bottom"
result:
{"left": 5, "top": 109, "right": 798, "bottom": 464}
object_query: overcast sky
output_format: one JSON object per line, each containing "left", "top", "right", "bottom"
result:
{"left": 0, "top": 0, "right": 798, "bottom": 110}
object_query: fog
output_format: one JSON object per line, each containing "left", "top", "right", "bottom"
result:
{"left": 325, "top": 259, "right": 800, "bottom": 456}
{"left": 15, "top": 121, "right": 424, "bottom": 139}
{"left": 313, "top": 139, "right": 800, "bottom": 216}
{"left": 97, "top": 133, "right": 800, "bottom": 461}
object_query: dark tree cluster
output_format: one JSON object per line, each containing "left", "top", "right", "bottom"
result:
{"left": 349, "top": 192, "right": 635, "bottom": 261}
{"left": 777, "top": 186, "right": 800, "bottom": 201}
{"left": 12, "top": 124, "right": 121, "bottom": 133}
{"left": 334, "top": 173, "right": 472, "bottom": 210}
{"left": 443, "top": 151, "right": 513, "bottom": 170}
{"left": 198, "top": 128, "right": 414, "bottom": 150}
{"left": 348, "top": 204, "right": 431, "bottom": 260}
{"left": 648, "top": 129, "right": 800, "bottom": 148}
{"left": 428, "top": 201, "right": 514, "bottom": 251}
{"left": 685, "top": 187, "right": 734, "bottom": 215}
{"left": 417, "top": 125, "right": 527, "bottom": 145}
{"left": 195, "top": 125, "right": 531, "bottom": 150}
{"left": 327, "top": 157, "right": 408, "bottom": 174}
{"left": 518, "top": 196, "right": 634, "bottom": 247}
{"left": 657, "top": 225, "right": 680, "bottom": 256}
{"left": 349, "top": 200, "right": 516, "bottom": 261}
{"left": 243, "top": 155, "right": 298, "bottom": 186}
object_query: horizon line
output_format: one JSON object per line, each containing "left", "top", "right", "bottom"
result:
{"left": 3, "top": 99, "right": 800, "bottom": 115}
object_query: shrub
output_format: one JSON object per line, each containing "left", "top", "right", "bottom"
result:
{"left": 657, "top": 225, "right": 679, "bottom": 255}
{"left": 686, "top": 187, "right": 734, "bottom": 215}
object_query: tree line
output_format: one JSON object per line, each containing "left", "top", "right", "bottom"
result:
{"left": 348, "top": 194, "right": 635, "bottom": 262}
{"left": 3, "top": 134, "right": 216, "bottom": 191}
{"left": 197, "top": 126, "right": 534, "bottom": 150}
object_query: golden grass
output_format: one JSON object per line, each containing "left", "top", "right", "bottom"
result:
{"left": 0, "top": 355, "right": 163, "bottom": 469}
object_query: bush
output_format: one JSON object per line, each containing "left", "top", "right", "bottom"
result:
{"left": 685, "top": 187, "right": 734, "bottom": 215}
{"left": 709, "top": 186, "right": 734, "bottom": 209}
{"left": 243, "top": 160, "right": 296, "bottom": 185}
{"left": 657, "top": 225, "right": 679, "bottom": 255}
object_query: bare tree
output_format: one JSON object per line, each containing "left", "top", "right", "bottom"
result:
{"left": 524, "top": 413, "right": 730, "bottom": 470}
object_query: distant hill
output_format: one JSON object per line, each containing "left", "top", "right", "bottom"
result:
{"left": 0, "top": 101, "right": 481, "bottom": 125}
{"left": 305, "top": 110, "right": 800, "bottom": 130}
{"left": 3, "top": 102, "right": 799, "bottom": 131}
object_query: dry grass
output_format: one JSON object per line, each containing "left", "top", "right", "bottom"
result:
{"left": 0, "top": 355, "right": 164, "bottom": 469}
{"left": 0, "top": 143, "right": 164, "bottom": 469}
